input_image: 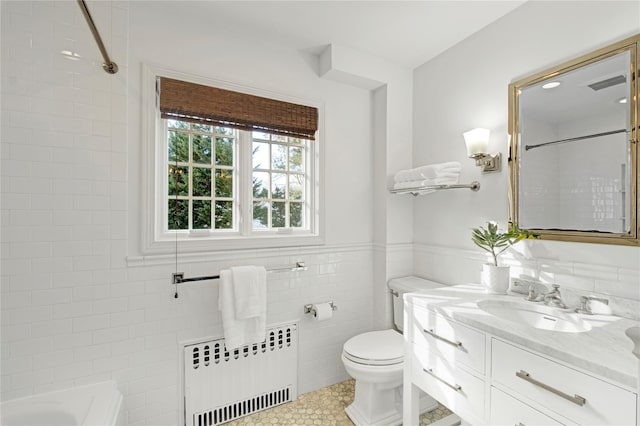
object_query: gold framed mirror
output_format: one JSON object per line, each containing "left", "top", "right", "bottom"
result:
{"left": 509, "top": 34, "right": 639, "bottom": 246}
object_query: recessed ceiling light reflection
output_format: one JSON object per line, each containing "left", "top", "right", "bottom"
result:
{"left": 618, "top": 97, "right": 628, "bottom": 104}
{"left": 542, "top": 81, "right": 561, "bottom": 89}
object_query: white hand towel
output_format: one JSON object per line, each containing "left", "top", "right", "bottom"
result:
{"left": 232, "top": 265, "right": 266, "bottom": 319}
{"left": 394, "top": 162, "right": 462, "bottom": 183}
{"left": 218, "top": 267, "right": 267, "bottom": 350}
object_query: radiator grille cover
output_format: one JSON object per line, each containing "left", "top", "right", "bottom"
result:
{"left": 184, "top": 323, "right": 298, "bottom": 426}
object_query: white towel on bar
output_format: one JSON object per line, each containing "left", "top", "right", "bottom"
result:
{"left": 394, "top": 162, "right": 462, "bottom": 183}
{"left": 218, "top": 267, "right": 267, "bottom": 350}
{"left": 232, "top": 265, "right": 266, "bottom": 319}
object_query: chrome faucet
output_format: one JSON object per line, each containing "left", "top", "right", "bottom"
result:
{"left": 543, "top": 284, "right": 567, "bottom": 309}
{"left": 575, "top": 295, "right": 609, "bottom": 314}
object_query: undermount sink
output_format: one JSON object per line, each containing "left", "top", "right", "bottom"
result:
{"left": 477, "top": 299, "right": 592, "bottom": 333}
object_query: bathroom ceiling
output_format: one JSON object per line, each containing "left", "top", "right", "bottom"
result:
{"left": 179, "top": 1, "right": 527, "bottom": 69}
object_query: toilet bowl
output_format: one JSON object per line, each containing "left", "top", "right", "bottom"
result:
{"left": 341, "top": 276, "right": 444, "bottom": 426}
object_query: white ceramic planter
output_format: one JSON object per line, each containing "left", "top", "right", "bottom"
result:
{"left": 481, "top": 264, "right": 510, "bottom": 294}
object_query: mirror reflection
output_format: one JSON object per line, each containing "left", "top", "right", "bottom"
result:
{"left": 509, "top": 35, "right": 638, "bottom": 245}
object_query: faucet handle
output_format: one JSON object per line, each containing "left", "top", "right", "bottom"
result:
{"left": 575, "top": 295, "right": 610, "bottom": 314}
{"left": 524, "top": 286, "right": 537, "bottom": 301}
{"left": 585, "top": 295, "right": 609, "bottom": 305}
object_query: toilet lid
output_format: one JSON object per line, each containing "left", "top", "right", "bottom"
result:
{"left": 343, "top": 329, "right": 404, "bottom": 366}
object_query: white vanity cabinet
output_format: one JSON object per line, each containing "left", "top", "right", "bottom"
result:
{"left": 403, "top": 293, "right": 639, "bottom": 426}
{"left": 405, "top": 304, "right": 486, "bottom": 425}
{"left": 491, "top": 339, "right": 637, "bottom": 426}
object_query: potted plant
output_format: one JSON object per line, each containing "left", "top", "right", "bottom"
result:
{"left": 471, "top": 221, "right": 538, "bottom": 294}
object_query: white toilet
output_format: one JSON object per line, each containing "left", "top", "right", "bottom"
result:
{"left": 341, "top": 276, "right": 444, "bottom": 426}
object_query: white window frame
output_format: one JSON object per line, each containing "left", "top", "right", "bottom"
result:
{"left": 140, "top": 64, "right": 324, "bottom": 255}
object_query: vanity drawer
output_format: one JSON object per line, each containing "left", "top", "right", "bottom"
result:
{"left": 490, "top": 386, "right": 566, "bottom": 426}
{"left": 491, "top": 339, "right": 637, "bottom": 426}
{"left": 412, "top": 346, "right": 485, "bottom": 425}
{"left": 412, "top": 306, "right": 485, "bottom": 374}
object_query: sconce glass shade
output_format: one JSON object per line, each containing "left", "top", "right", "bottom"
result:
{"left": 463, "top": 128, "right": 490, "bottom": 158}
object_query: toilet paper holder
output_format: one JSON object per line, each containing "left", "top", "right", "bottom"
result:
{"left": 304, "top": 301, "right": 338, "bottom": 315}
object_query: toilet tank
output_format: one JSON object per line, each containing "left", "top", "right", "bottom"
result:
{"left": 388, "top": 276, "right": 445, "bottom": 332}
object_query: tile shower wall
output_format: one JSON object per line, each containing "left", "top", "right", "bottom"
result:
{"left": 0, "top": 2, "right": 375, "bottom": 425}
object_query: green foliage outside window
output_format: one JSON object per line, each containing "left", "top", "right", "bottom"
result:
{"left": 167, "top": 121, "right": 234, "bottom": 230}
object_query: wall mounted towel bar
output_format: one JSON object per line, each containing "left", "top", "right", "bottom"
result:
{"left": 172, "top": 261, "right": 307, "bottom": 285}
{"left": 389, "top": 181, "right": 480, "bottom": 196}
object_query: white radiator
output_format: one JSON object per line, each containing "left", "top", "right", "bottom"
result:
{"left": 183, "top": 322, "right": 298, "bottom": 426}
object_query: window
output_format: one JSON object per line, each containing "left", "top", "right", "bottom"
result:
{"left": 141, "top": 66, "right": 323, "bottom": 254}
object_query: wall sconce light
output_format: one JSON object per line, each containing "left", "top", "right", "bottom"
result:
{"left": 463, "top": 128, "right": 501, "bottom": 173}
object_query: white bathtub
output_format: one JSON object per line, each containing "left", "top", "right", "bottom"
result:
{"left": 1, "top": 381, "right": 122, "bottom": 426}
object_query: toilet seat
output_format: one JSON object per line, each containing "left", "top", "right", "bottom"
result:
{"left": 343, "top": 329, "right": 404, "bottom": 366}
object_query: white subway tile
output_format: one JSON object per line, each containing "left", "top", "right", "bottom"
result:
{"left": 53, "top": 301, "right": 92, "bottom": 319}
{"left": 72, "top": 314, "right": 110, "bottom": 332}
{"left": 74, "top": 343, "right": 111, "bottom": 362}
{"left": 51, "top": 331, "right": 92, "bottom": 351}
{"left": 11, "top": 369, "right": 54, "bottom": 390}
{"left": 2, "top": 356, "right": 33, "bottom": 375}
{"left": 10, "top": 336, "right": 53, "bottom": 357}
{"left": 1, "top": 324, "right": 32, "bottom": 342}
{"left": 31, "top": 319, "right": 72, "bottom": 338}
{"left": 31, "top": 288, "right": 72, "bottom": 306}
{"left": 53, "top": 361, "right": 92, "bottom": 381}
{"left": 33, "top": 349, "right": 74, "bottom": 369}
{"left": 92, "top": 325, "right": 129, "bottom": 344}
{"left": 9, "top": 305, "right": 53, "bottom": 325}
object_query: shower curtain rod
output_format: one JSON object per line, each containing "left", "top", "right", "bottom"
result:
{"left": 76, "top": 0, "right": 118, "bottom": 74}
{"left": 524, "top": 128, "right": 628, "bottom": 151}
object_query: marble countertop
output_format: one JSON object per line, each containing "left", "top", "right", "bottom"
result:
{"left": 405, "top": 284, "right": 640, "bottom": 390}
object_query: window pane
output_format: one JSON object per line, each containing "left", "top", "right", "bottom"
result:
{"left": 168, "top": 199, "right": 188, "bottom": 230}
{"left": 289, "top": 174, "right": 303, "bottom": 200}
{"left": 272, "top": 201, "right": 285, "bottom": 227}
{"left": 215, "top": 126, "right": 234, "bottom": 136}
{"left": 272, "top": 144, "right": 286, "bottom": 170}
{"left": 290, "top": 202, "right": 303, "bottom": 227}
{"left": 289, "top": 146, "right": 304, "bottom": 172}
{"left": 252, "top": 172, "right": 269, "bottom": 198}
{"left": 192, "top": 168, "right": 212, "bottom": 197}
{"left": 168, "top": 120, "right": 189, "bottom": 129}
{"left": 215, "top": 169, "right": 233, "bottom": 197}
{"left": 252, "top": 131, "right": 270, "bottom": 141}
{"left": 168, "top": 130, "right": 189, "bottom": 162}
{"left": 168, "top": 166, "right": 188, "bottom": 196}
{"left": 252, "top": 201, "right": 268, "bottom": 229}
{"left": 252, "top": 142, "right": 269, "bottom": 169}
{"left": 193, "top": 200, "right": 211, "bottom": 229}
{"left": 272, "top": 174, "right": 286, "bottom": 199}
{"left": 215, "top": 201, "right": 233, "bottom": 229}
{"left": 192, "top": 122, "right": 212, "bottom": 132}
{"left": 272, "top": 134, "right": 286, "bottom": 142}
{"left": 215, "top": 137, "right": 233, "bottom": 166}
{"left": 193, "top": 134, "right": 212, "bottom": 164}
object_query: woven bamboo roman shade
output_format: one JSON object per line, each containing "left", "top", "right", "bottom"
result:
{"left": 158, "top": 77, "right": 318, "bottom": 140}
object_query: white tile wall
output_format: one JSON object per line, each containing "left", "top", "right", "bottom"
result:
{"left": 1, "top": 2, "right": 375, "bottom": 425}
{"left": 414, "top": 243, "right": 640, "bottom": 320}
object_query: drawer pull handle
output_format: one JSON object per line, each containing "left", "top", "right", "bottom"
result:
{"left": 423, "top": 329, "right": 463, "bottom": 348}
{"left": 515, "top": 370, "right": 586, "bottom": 406}
{"left": 423, "top": 368, "right": 462, "bottom": 392}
